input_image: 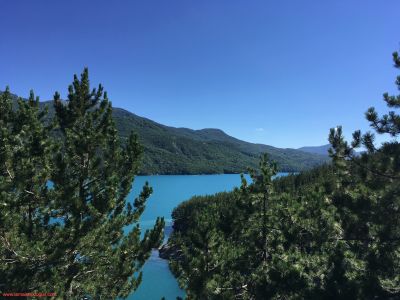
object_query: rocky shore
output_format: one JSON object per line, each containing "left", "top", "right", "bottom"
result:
{"left": 158, "top": 242, "right": 182, "bottom": 260}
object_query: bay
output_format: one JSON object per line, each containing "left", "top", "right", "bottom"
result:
{"left": 126, "top": 173, "right": 289, "bottom": 300}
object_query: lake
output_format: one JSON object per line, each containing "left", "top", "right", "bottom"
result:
{"left": 126, "top": 173, "right": 289, "bottom": 300}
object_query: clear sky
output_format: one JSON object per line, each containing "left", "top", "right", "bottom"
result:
{"left": 1, "top": 1, "right": 399, "bottom": 148}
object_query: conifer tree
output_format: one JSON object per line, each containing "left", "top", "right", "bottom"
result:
{"left": 1, "top": 88, "right": 55, "bottom": 293}
{"left": 328, "top": 51, "right": 400, "bottom": 298}
{"left": 170, "top": 153, "right": 341, "bottom": 299}
{"left": 240, "top": 155, "right": 338, "bottom": 299}
{"left": 248, "top": 154, "right": 277, "bottom": 264}
{"left": 0, "top": 69, "right": 165, "bottom": 299}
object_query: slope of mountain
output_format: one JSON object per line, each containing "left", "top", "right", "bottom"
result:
{"left": 298, "top": 144, "right": 331, "bottom": 156}
{"left": 4, "top": 92, "right": 329, "bottom": 174}
{"left": 112, "top": 108, "right": 330, "bottom": 174}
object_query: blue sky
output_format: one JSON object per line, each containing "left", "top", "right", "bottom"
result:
{"left": 1, "top": 1, "right": 399, "bottom": 148}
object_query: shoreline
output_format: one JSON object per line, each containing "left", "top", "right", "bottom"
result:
{"left": 137, "top": 171, "right": 297, "bottom": 176}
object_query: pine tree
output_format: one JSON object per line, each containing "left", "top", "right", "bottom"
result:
{"left": 168, "top": 154, "right": 339, "bottom": 299}
{"left": 328, "top": 51, "right": 400, "bottom": 298}
{"left": 248, "top": 154, "right": 277, "bottom": 265}
{"left": 0, "top": 69, "right": 165, "bottom": 299}
{"left": 241, "top": 155, "right": 338, "bottom": 299}
{"left": 0, "top": 88, "right": 56, "bottom": 294}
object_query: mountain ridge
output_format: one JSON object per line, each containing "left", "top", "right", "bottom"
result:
{"left": 2, "top": 91, "right": 330, "bottom": 174}
{"left": 298, "top": 144, "right": 331, "bottom": 156}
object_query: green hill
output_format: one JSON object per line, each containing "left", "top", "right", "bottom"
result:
{"left": 298, "top": 144, "right": 331, "bottom": 155}
{"left": 5, "top": 92, "right": 329, "bottom": 174}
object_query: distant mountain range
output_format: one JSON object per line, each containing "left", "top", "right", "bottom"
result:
{"left": 4, "top": 92, "right": 330, "bottom": 174}
{"left": 297, "top": 144, "right": 331, "bottom": 156}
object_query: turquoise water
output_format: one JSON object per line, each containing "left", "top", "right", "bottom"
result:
{"left": 126, "top": 173, "right": 288, "bottom": 300}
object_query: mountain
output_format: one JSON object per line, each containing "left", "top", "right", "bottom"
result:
{"left": 112, "top": 108, "right": 330, "bottom": 174}
{"left": 4, "top": 92, "right": 330, "bottom": 174}
{"left": 298, "top": 144, "right": 331, "bottom": 156}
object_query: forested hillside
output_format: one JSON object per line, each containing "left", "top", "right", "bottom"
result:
{"left": 164, "top": 51, "right": 400, "bottom": 299}
{"left": 112, "top": 108, "right": 328, "bottom": 174}
{"left": 3, "top": 92, "right": 328, "bottom": 174}
{"left": 297, "top": 144, "right": 331, "bottom": 155}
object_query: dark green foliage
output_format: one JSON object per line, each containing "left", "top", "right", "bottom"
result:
{"left": 273, "top": 163, "right": 335, "bottom": 194}
{"left": 166, "top": 50, "right": 400, "bottom": 299}
{"left": 0, "top": 88, "right": 56, "bottom": 294}
{"left": 326, "top": 51, "right": 400, "bottom": 298}
{"left": 169, "top": 161, "right": 338, "bottom": 299}
{"left": 0, "top": 70, "right": 164, "bottom": 298}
